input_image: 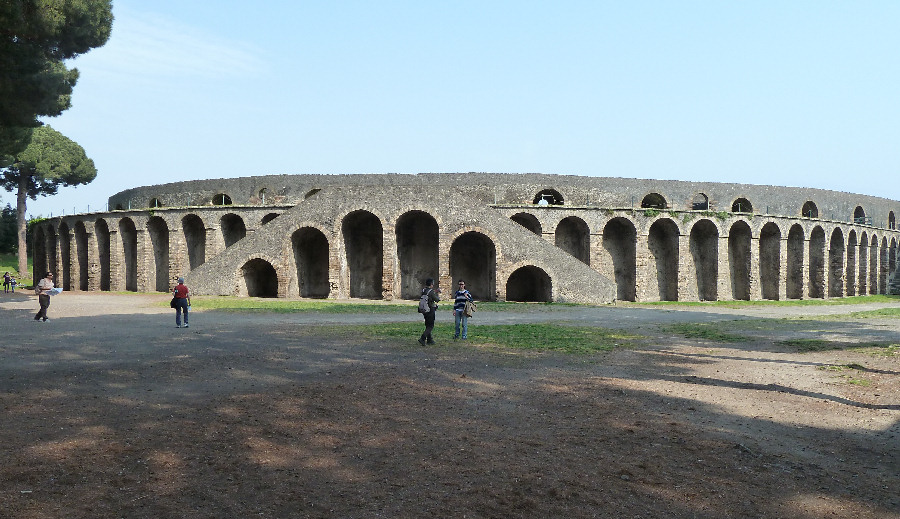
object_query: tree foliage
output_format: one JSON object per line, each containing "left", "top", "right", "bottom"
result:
{"left": 0, "top": 0, "right": 113, "bottom": 153}
{"left": 2, "top": 125, "right": 97, "bottom": 199}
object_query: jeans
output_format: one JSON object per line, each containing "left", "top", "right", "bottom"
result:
{"left": 35, "top": 294, "right": 50, "bottom": 321}
{"left": 454, "top": 309, "right": 468, "bottom": 339}
{"left": 174, "top": 298, "right": 189, "bottom": 326}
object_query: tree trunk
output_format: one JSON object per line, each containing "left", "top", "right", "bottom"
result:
{"left": 16, "top": 175, "right": 28, "bottom": 281}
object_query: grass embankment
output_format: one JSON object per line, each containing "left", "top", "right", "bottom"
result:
{"left": 0, "top": 253, "right": 32, "bottom": 288}
{"left": 635, "top": 294, "right": 899, "bottom": 308}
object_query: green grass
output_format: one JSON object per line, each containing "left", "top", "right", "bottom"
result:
{"left": 360, "top": 322, "right": 643, "bottom": 354}
{"left": 667, "top": 322, "right": 751, "bottom": 343}
{"left": 777, "top": 338, "right": 836, "bottom": 352}
{"left": 188, "top": 297, "right": 584, "bottom": 314}
{"left": 0, "top": 253, "right": 32, "bottom": 287}
{"left": 635, "top": 294, "right": 899, "bottom": 308}
{"left": 779, "top": 338, "right": 900, "bottom": 353}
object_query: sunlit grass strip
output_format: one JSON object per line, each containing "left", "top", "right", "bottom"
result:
{"left": 779, "top": 338, "right": 900, "bottom": 354}
{"left": 668, "top": 323, "right": 750, "bottom": 343}
{"left": 187, "top": 297, "right": 584, "bottom": 313}
{"left": 635, "top": 294, "right": 899, "bottom": 308}
{"left": 362, "top": 322, "right": 643, "bottom": 354}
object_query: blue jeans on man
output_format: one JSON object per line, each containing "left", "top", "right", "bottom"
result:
{"left": 454, "top": 309, "right": 468, "bottom": 339}
{"left": 174, "top": 298, "right": 189, "bottom": 327}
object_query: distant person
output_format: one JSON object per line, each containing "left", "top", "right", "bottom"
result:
{"left": 418, "top": 278, "right": 440, "bottom": 346}
{"left": 452, "top": 279, "right": 474, "bottom": 340}
{"left": 172, "top": 277, "right": 191, "bottom": 328}
{"left": 3, "top": 272, "right": 10, "bottom": 293}
{"left": 34, "top": 272, "right": 54, "bottom": 322}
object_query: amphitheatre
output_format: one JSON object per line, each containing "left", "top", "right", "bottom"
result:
{"left": 30, "top": 172, "right": 900, "bottom": 302}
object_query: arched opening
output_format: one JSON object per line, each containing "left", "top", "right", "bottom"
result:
{"left": 808, "top": 227, "right": 826, "bottom": 298}
{"left": 828, "top": 228, "right": 845, "bottom": 297}
{"left": 648, "top": 219, "right": 679, "bottom": 301}
{"left": 213, "top": 193, "right": 233, "bottom": 206}
{"left": 731, "top": 198, "right": 752, "bottom": 213}
{"left": 261, "top": 213, "right": 279, "bottom": 225}
{"left": 182, "top": 214, "right": 206, "bottom": 270}
{"left": 74, "top": 221, "right": 89, "bottom": 291}
{"left": 690, "top": 219, "right": 718, "bottom": 301}
{"left": 221, "top": 213, "right": 247, "bottom": 248}
{"left": 240, "top": 258, "right": 278, "bottom": 298}
{"left": 118, "top": 218, "right": 138, "bottom": 292}
{"left": 759, "top": 222, "right": 781, "bottom": 300}
{"left": 889, "top": 211, "right": 896, "bottom": 230}
{"left": 691, "top": 193, "right": 709, "bottom": 211}
{"left": 33, "top": 226, "right": 47, "bottom": 284}
{"left": 786, "top": 225, "right": 805, "bottom": 299}
{"left": 148, "top": 198, "right": 162, "bottom": 208}
{"left": 802, "top": 201, "right": 818, "bottom": 219}
{"left": 533, "top": 189, "right": 563, "bottom": 206}
{"left": 305, "top": 189, "right": 321, "bottom": 199}
{"left": 58, "top": 222, "right": 71, "bottom": 291}
{"left": 114, "top": 204, "right": 124, "bottom": 211}
{"left": 292, "top": 227, "right": 330, "bottom": 298}
{"left": 450, "top": 231, "right": 496, "bottom": 301}
{"left": 641, "top": 193, "right": 667, "bottom": 209}
{"left": 95, "top": 219, "right": 111, "bottom": 291}
{"left": 869, "top": 235, "right": 879, "bottom": 294}
{"left": 602, "top": 217, "right": 636, "bottom": 301}
{"left": 511, "top": 213, "right": 541, "bottom": 235}
{"left": 258, "top": 188, "right": 267, "bottom": 204}
{"left": 148, "top": 216, "right": 170, "bottom": 292}
{"left": 506, "top": 266, "right": 551, "bottom": 302}
{"left": 858, "top": 231, "right": 869, "bottom": 295}
{"left": 396, "top": 211, "right": 439, "bottom": 300}
{"left": 846, "top": 230, "right": 857, "bottom": 296}
{"left": 728, "top": 221, "right": 751, "bottom": 301}
{"left": 854, "top": 206, "right": 866, "bottom": 224}
{"left": 46, "top": 227, "right": 58, "bottom": 283}
{"left": 342, "top": 210, "right": 383, "bottom": 299}
{"left": 555, "top": 216, "right": 590, "bottom": 265}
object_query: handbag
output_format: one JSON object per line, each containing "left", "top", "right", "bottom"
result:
{"left": 170, "top": 296, "right": 177, "bottom": 308}
{"left": 464, "top": 300, "right": 476, "bottom": 317}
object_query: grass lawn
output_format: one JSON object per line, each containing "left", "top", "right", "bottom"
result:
{"left": 0, "top": 253, "right": 32, "bottom": 288}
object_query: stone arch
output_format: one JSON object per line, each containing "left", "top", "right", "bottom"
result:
{"left": 846, "top": 230, "right": 857, "bottom": 296}
{"left": 258, "top": 188, "right": 267, "bottom": 204}
{"left": 854, "top": 206, "right": 866, "bottom": 224}
{"left": 240, "top": 258, "right": 278, "bottom": 297}
{"left": 828, "top": 228, "right": 845, "bottom": 297}
{"left": 880, "top": 237, "right": 889, "bottom": 294}
{"left": 641, "top": 193, "right": 667, "bottom": 209}
{"left": 869, "top": 235, "right": 879, "bottom": 294}
{"left": 148, "top": 197, "right": 162, "bottom": 208}
{"left": 292, "top": 227, "right": 330, "bottom": 298}
{"left": 728, "top": 221, "right": 752, "bottom": 301}
{"left": 691, "top": 193, "right": 710, "bottom": 211}
{"left": 148, "top": 216, "right": 170, "bottom": 292}
{"left": 342, "top": 210, "right": 384, "bottom": 299}
{"left": 450, "top": 231, "right": 496, "bottom": 301}
{"left": 118, "top": 217, "right": 138, "bottom": 292}
{"left": 261, "top": 213, "right": 279, "bottom": 225}
{"left": 808, "top": 226, "right": 826, "bottom": 298}
{"left": 759, "top": 222, "right": 782, "bottom": 300}
{"left": 511, "top": 213, "right": 541, "bottom": 235}
{"left": 396, "top": 210, "right": 439, "bottom": 300}
{"left": 221, "top": 213, "right": 247, "bottom": 248}
{"left": 182, "top": 214, "right": 207, "bottom": 270}
{"left": 95, "top": 219, "right": 111, "bottom": 291}
{"left": 858, "top": 231, "right": 869, "bottom": 295}
{"left": 506, "top": 266, "right": 551, "bottom": 302}
{"left": 602, "top": 217, "right": 636, "bottom": 301}
{"left": 647, "top": 218, "right": 679, "bottom": 301}
{"left": 890, "top": 211, "right": 896, "bottom": 230}
{"left": 555, "top": 216, "right": 590, "bottom": 265}
{"left": 74, "top": 221, "right": 89, "bottom": 291}
{"left": 533, "top": 188, "right": 563, "bottom": 206}
{"left": 213, "top": 193, "right": 232, "bottom": 206}
{"left": 690, "top": 219, "right": 718, "bottom": 300}
{"left": 802, "top": 201, "right": 818, "bottom": 219}
{"left": 58, "top": 222, "right": 72, "bottom": 291}
{"left": 731, "top": 198, "right": 752, "bottom": 213}
{"left": 786, "top": 224, "right": 804, "bottom": 299}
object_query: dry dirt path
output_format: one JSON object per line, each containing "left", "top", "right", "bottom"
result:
{"left": 0, "top": 292, "right": 898, "bottom": 518}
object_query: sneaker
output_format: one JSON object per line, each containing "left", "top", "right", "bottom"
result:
{"left": 42, "top": 318, "right": 48, "bottom": 322}
{"left": 417, "top": 338, "right": 426, "bottom": 346}
{"left": 183, "top": 324, "right": 189, "bottom": 328}
{"left": 427, "top": 340, "right": 435, "bottom": 345}
{"left": 176, "top": 324, "right": 182, "bottom": 328}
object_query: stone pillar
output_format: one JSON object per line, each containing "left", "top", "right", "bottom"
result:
{"left": 108, "top": 228, "right": 122, "bottom": 292}
{"left": 678, "top": 232, "right": 695, "bottom": 302}
{"left": 748, "top": 235, "right": 761, "bottom": 300}
{"left": 135, "top": 228, "right": 148, "bottom": 292}
{"left": 717, "top": 234, "right": 730, "bottom": 301}
{"left": 778, "top": 237, "right": 789, "bottom": 300}
{"left": 85, "top": 225, "right": 100, "bottom": 292}
{"left": 634, "top": 232, "right": 652, "bottom": 301}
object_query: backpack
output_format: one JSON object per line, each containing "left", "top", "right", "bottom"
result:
{"left": 417, "top": 289, "right": 432, "bottom": 313}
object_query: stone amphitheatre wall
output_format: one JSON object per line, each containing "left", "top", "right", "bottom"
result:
{"left": 33, "top": 173, "right": 900, "bottom": 304}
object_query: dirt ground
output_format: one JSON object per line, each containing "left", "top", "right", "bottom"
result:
{"left": 0, "top": 292, "right": 898, "bottom": 519}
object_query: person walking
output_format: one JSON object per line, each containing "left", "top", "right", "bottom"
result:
{"left": 3, "top": 272, "right": 10, "bottom": 293}
{"left": 172, "top": 277, "right": 191, "bottom": 328}
{"left": 418, "top": 278, "right": 440, "bottom": 346}
{"left": 452, "top": 279, "right": 474, "bottom": 340}
{"left": 34, "top": 272, "right": 54, "bottom": 322}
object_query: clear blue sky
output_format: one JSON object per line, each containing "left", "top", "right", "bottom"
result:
{"left": 11, "top": 1, "right": 900, "bottom": 218}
